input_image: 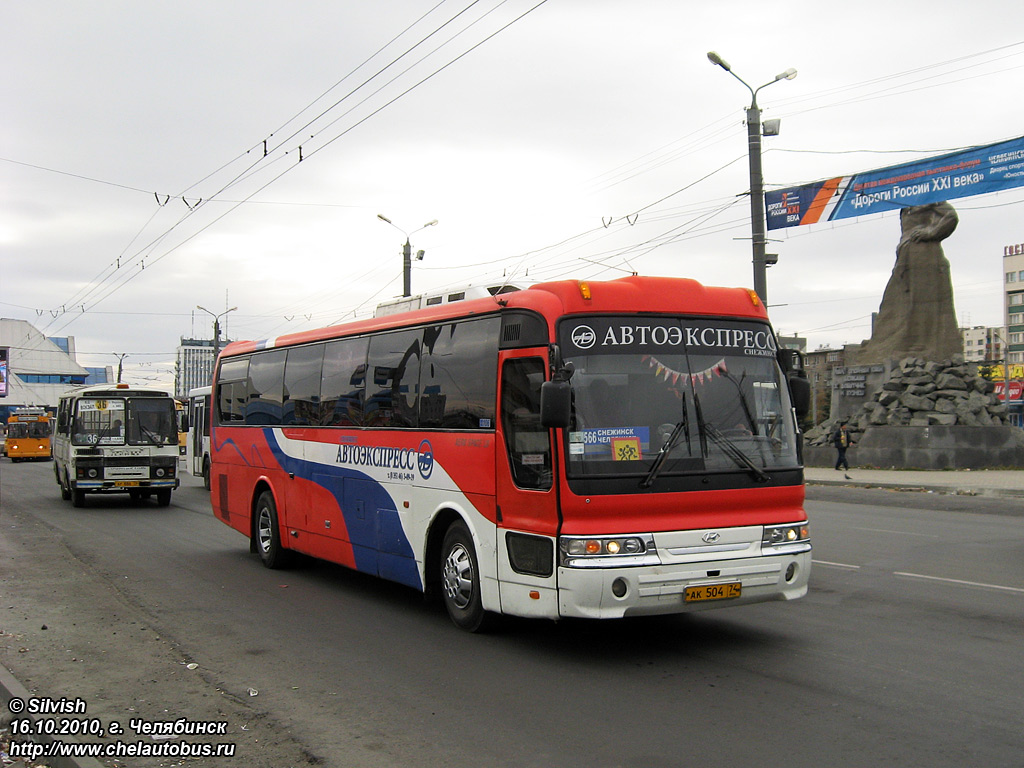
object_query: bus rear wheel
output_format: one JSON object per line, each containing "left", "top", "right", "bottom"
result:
{"left": 254, "top": 491, "right": 291, "bottom": 569}
{"left": 441, "top": 521, "right": 493, "bottom": 632}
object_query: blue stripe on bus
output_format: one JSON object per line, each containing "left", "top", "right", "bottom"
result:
{"left": 262, "top": 430, "right": 422, "bottom": 591}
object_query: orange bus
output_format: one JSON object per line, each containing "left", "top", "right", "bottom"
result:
{"left": 5, "top": 407, "right": 52, "bottom": 462}
{"left": 209, "top": 276, "right": 811, "bottom": 630}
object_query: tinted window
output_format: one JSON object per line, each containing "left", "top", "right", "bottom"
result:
{"left": 283, "top": 345, "right": 324, "bottom": 426}
{"left": 420, "top": 318, "right": 499, "bottom": 429}
{"left": 501, "top": 358, "right": 551, "bottom": 490}
{"left": 246, "top": 350, "right": 286, "bottom": 425}
{"left": 320, "top": 338, "right": 368, "bottom": 427}
{"left": 217, "top": 358, "right": 249, "bottom": 424}
{"left": 366, "top": 330, "right": 421, "bottom": 427}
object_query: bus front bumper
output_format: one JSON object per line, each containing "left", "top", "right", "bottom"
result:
{"left": 73, "top": 479, "right": 179, "bottom": 492}
{"left": 556, "top": 549, "right": 811, "bottom": 620}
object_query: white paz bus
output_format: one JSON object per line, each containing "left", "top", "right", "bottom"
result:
{"left": 53, "top": 383, "right": 181, "bottom": 507}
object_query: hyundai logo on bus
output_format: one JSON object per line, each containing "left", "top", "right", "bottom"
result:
{"left": 568, "top": 322, "right": 777, "bottom": 357}
{"left": 335, "top": 440, "right": 434, "bottom": 480}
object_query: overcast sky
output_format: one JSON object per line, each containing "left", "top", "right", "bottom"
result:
{"left": 3, "top": 1, "right": 1023, "bottom": 388}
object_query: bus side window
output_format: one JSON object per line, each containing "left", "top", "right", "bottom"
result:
{"left": 321, "top": 338, "right": 368, "bottom": 427}
{"left": 217, "top": 358, "right": 250, "bottom": 424}
{"left": 366, "top": 330, "right": 421, "bottom": 428}
{"left": 246, "top": 350, "right": 286, "bottom": 426}
{"left": 283, "top": 344, "right": 324, "bottom": 426}
{"left": 500, "top": 358, "right": 552, "bottom": 491}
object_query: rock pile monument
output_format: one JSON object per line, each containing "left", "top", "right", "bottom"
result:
{"left": 806, "top": 201, "right": 1024, "bottom": 469}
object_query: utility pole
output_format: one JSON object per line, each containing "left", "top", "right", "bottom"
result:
{"left": 113, "top": 353, "right": 128, "bottom": 383}
{"left": 708, "top": 52, "right": 797, "bottom": 306}
{"left": 377, "top": 215, "right": 438, "bottom": 297}
{"left": 196, "top": 305, "right": 238, "bottom": 355}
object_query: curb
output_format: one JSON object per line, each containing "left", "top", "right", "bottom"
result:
{"left": 0, "top": 664, "right": 104, "bottom": 768}
{"left": 806, "top": 477, "right": 1024, "bottom": 499}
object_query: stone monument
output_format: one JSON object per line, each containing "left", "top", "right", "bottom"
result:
{"left": 806, "top": 201, "right": 1024, "bottom": 469}
{"left": 851, "top": 200, "right": 962, "bottom": 363}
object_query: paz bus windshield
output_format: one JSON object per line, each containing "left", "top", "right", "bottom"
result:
{"left": 72, "top": 397, "right": 178, "bottom": 447}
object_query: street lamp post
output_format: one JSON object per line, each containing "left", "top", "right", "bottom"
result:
{"left": 113, "top": 353, "right": 128, "bottom": 383}
{"left": 707, "top": 51, "right": 796, "bottom": 306}
{"left": 377, "top": 214, "right": 438, "bottom": 297}
{"left": 196, "top": 305, "right": 238, "bottom": 356}
{"left": 992, "top": 327, "right": 1013, "bottom": 419}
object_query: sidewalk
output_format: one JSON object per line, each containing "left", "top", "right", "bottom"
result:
{"left": 804, "top": 466, "right": 1024, "bottom": 498}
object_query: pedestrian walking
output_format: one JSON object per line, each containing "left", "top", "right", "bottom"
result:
{"left": 832, "top": 422, "right": 853, "bottom": 475}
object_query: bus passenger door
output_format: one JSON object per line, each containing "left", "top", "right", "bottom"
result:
{"left": 496, "top": 355, "right": 560, "bottom": 617}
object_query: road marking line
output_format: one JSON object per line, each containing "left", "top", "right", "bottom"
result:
{"left": 852, "top": 527, "right": 939, "bottom": 538}
{"left": 894, "top": 572, "right": 1024, "bottom": 594}
{"left": 813, "top": 559, "right": 861, "bottom": 570}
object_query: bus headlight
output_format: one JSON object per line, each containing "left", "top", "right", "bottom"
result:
{"left": 762, "top": 522, "right": 810, "bottom": 552}
{"left": 155, "top": 468, "right": 166, "bottom": 477}
{"left": 559, "top": 534, "right": 658, "bottom": 568}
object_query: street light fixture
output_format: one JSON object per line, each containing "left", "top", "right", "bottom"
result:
{"left": 196, "top": 305, "right": 238, "bottom": 355}
{"left": 113, "top": 352, "right": 128, "bottom": 383}
{"left": 377, "top": 214, "right": 438, "bottom": 297}
{"left": 991, "top": 327, "right": 1013, "bottom": 418}
{"left": 708, "top": 51, "right": 797, "bottom": 306}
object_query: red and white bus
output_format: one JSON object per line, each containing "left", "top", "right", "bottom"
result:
{"left": 209, "top": 276, "right": 811, "bottom": 630}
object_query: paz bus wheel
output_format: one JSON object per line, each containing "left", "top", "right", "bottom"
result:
{"left": 57, "top": 468, "right": 71, "bottom": 501}
{"left": 254, "top": 491, "right": 291, "bottom": 569}
{"left": 441, "top": 521, "right": 493, "bottom": 632}
{"left": 156, "top": 489, "right": 172, "bottom": 507}
{"left": 72, "top": 488, "right": 86, "bottom": 508}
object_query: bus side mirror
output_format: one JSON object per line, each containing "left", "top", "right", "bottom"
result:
{"left": 540, "top": 380, "right": 572, "bottom": 429}
{"left": 787, "top": 373, "right": 811, "bottom": 420}
{"left": 776, "top": 348, "right": 803, "bottom": 374}
{"left": 777, "top": 348, "right": 810, "bottom": 419}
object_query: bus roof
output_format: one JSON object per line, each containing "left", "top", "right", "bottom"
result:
{"left": 59, "top": 383, "right": 174, "bottom": 399}
{"left": 219, "top": 275, "right": 769, "bottom": 358}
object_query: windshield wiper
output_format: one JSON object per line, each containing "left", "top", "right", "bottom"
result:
{"left": 704, "top": 424, "right": 771, "bottom": 483}
{"left": 640, "top": 395, "right": 689, "bottom": 489}
{"left": 640, "top": 420, "right": 687, "bottom": 489}
{"left": 137, "top": 423, "right": 167, "bottom": 446}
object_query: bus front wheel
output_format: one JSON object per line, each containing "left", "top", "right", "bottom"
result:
{"left": 57, "top": 467, "right": 71, "bottom": 501}
{"left": 441, "top": 521, "right": 493, "bottom": 632}
{"left": 254, "top": 491, "right": 291, "bottom": 569}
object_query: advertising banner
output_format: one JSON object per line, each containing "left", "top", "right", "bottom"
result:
{"left": 994, "top": 380, "right": 1023, "bottom": 403}
{"left": 766, "top": 135, "right": 1024, "bottom": 230}
{"left": 0, "top": 347, "right": 8, "bottom": 398}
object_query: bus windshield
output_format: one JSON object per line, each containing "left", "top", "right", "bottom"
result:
{"left": 560, "top": 316, "right": 799, "bottom": 483}
{"left": 73, "top": 397, "right": 178, "bottom": 447}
